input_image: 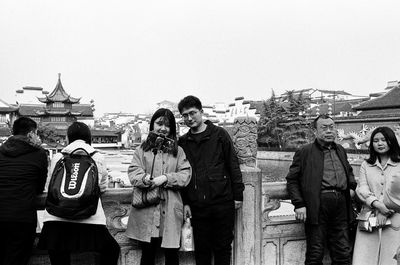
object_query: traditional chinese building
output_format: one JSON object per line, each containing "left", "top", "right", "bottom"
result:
{"left": 333, "top": 82, "right": 400, "bottom": 149}
{"left": 32, "top": 73, "right": 90, "bottom": 129}
{"left": 0, "top": 98, "right": 18, "bottom": 127}
{"left": 13, "top": 74, "right": 121, "bottom": 148}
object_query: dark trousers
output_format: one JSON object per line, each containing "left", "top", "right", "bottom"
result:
{"left": 48, "top": 234, "right": 120, "bottom": 265}
{"left": 140, "top": 237, "right": 179, "bottom": 265}
{"left": 191, "top": 201, "right": 235, "bottom": 265}
{"left": 0, "top": 221, "right": 36, "bottom": 265}
{"left": 304, "top": 192, "right": 351, "bottom": 265}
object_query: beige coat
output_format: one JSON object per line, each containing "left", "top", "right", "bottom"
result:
{"left": 353, "top": 160, "right": 400, "bottom": 265}
{"left": 125, "top": 146, "right": 191, "bottom": 248}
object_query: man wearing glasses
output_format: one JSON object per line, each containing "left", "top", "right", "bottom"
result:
{"left": 178, "top": 95, "right": 244, "bottom": 265}
{"left": 286, "top": 114, "right": 356, "bottom": 264}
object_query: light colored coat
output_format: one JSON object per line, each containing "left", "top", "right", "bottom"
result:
{"left": 125, "top": 146, "right": 191, "bottom": 248}
{"left": 353, "top": 159, "right": 400, "bottom": 265}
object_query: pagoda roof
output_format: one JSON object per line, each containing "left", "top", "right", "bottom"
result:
{"left": 18, "top": 104, "right": 93, "bottom": 117}
{"left": 357, "top": 108, "right": 400, "bottom": 117}
{"left": 38, "top": 74, "right": 80, "bottom": 104}
{"left": 353, "top": 86, "right": 400, "bottom": 110}
{"left": 0, "top": 99, "right": 18, "bottom": 113}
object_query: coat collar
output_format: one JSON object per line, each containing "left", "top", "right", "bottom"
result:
{"left": 371, "top": 158, "right": 398, "bottom": 169}
{"left": 185, "top": 120, "right": 214, "bottom": 142}
{"left": 314, "top": 139, "right": 338, "bottom": 151}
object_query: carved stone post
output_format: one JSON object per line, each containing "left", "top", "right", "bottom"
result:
{"left": 232, "top": 116, "right": 262, "bottom": 265}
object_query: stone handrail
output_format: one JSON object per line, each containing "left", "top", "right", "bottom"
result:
{"left": 32, "top": 167, "right": 262, "bottom": 265}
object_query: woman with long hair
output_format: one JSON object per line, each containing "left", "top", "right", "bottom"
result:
{"left": 353, "top": 126, "right": 400, "bottom": 265}
{"left": 125, "top": 108, "right": 191, "bottom": 265}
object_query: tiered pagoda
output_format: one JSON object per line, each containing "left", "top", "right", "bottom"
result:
{"left": 36, "top": 73, "right": 81, "bottom": 128}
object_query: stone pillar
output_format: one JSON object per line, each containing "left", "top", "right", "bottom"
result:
{"left": 232, "top": 117, "right": 262, "bottom": 265}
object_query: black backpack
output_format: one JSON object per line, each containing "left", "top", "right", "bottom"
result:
{"left": 45, "top": 148, "right": 100, "bottom": 220}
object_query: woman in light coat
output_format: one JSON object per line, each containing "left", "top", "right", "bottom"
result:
{"left": 125, "top": 108, "right": 191, "bottom": 265}
{"left": 353, "top": 126, "right": 400, "bottom": 265}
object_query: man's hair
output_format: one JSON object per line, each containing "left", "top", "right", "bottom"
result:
{"left": 178, "top": 95, "right": 202, "bottom": 114}
{"left": 312, "top": 114, "right": 334, "bottom": 129}
{"left": 12, "top": 117, "right": 37, "bottom": 136}
{"left": 67, "top": 122, "right": 92, "bottom": 145}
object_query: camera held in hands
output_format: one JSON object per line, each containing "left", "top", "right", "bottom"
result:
{"left": 146, "top": 131, "right": 175, "bottom": 153}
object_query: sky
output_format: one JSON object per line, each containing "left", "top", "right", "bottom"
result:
{"left": 1, "top": 0, "right": 400, "bottom": 116}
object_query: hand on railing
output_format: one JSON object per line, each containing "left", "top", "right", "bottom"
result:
{"left": 295, "top": 207, "right": 307, "bottom": 222}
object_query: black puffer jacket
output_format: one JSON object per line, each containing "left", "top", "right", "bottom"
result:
{"left": 0, "top": 136, "right": 48, "bottom": 223}
{"left": 178, "top": 121, "right": 244, "bottom": 207}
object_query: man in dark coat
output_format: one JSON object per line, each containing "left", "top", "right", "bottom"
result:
{"left": 0, "top": 117, "right": 48, "bottom": 265}
{"left": 286, "top": 114, "right": 356, "bottom": 265}
{"left": 178, "top": 95, "right": 244, "bottom": 265}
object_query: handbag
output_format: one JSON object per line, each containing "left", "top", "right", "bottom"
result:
{"left": 131, "top": 186, "right": 162, "bottom": 209}
{"left": 131, "top": 146, "right": 163, "bottom": 209}
{"left": 357, "top": 206, "right": 391, "bottom": 232}
{"left": 180, "top": 218, "right": 195, "bottom": 251}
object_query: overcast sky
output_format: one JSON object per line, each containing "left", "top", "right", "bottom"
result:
{"left": 1, "top": 0, "right": 400, "bottom": 116}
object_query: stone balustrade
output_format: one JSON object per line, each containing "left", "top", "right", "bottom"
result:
{"left": 262, "top": 182, "right": 331, "bottom": 265}
{"left": 31, "top": 178, "right": 330, "bottom": 265}
{"left": 30, "top": 167, "right": 262, "bottom": 265}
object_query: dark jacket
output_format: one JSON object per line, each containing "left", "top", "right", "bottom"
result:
{"left": 178, "top": 120, "right": 244, "bottom": 207}
{"left": 0, "top": 135, "right": 48, "bottom": 223}
{"left": 286, "top": 140, "right": 356, "bottom": 225}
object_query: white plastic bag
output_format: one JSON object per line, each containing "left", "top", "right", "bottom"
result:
{"left": 180, "top": 218, "right": 195, "bottom": 251}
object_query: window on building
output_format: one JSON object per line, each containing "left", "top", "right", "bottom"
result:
{"left": 53, "top": 102, "right": 64, "bottom": 108}
{"left": 32, "top": 117, "right": 41, "bottom": 123}
{"left": 50, "top": 116, "right": 66, "bottom": 122}
{"left": 0, "top": 114, "right": 7, "bottom": 123}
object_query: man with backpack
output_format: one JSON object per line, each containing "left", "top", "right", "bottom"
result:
{"left": 0, "top": 117, "right": 48, "bottom": 265}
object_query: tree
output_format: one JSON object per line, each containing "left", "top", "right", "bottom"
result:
{"left": 37, "top": 123, "right": 64, "bottom": 147}
{"left": 258, "top": 90, "right": 313, "bottom": 149}
{"left": 280, "top": 90, "right": 313, "bottom": 148}
{"left": 258, "top": 89, "right": 286, "bottom": 148}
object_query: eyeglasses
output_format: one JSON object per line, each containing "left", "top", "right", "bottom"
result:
{"left": 319, "top": 125, "right": 336, "bottom": 131}
{"left": 181, "top": 110, "right": 199, "bottom": 119}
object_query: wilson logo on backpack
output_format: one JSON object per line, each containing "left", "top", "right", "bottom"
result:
{"left": 45, "top": 148, "right": 100, "bottom": 220}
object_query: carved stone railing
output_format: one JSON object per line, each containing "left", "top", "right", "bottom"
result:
{"left": 262, "top": 182, "right": 331, "bottom": 265}
{"left": 31, "top": 166, "right": 262, "bottom": 265}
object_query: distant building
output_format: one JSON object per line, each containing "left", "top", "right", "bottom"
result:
{"left": 11, "top": 74, "right": 121, "bottom": 148}
{"left": 308, "top": 98, "right": 368, "bottom": 118}
{"left": 353, "top": 83, "right": 400, "bottom": 118}
{"left": 330, "top": 81, "right": 400, "bottom": 150}
{"left": 279, "top": 88, "right": 365, "bottom": 103}
{"left": 99, "top": 112, "right": 137, "bottom": 127}
{"left": 0, "top": 98, "right": 18, "bottom": 127}
{"left": 16, "top": 74, "right": 94, "bottom": 129}
{"left": 156, "top": 100, "right": 177, "bottom": 112}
